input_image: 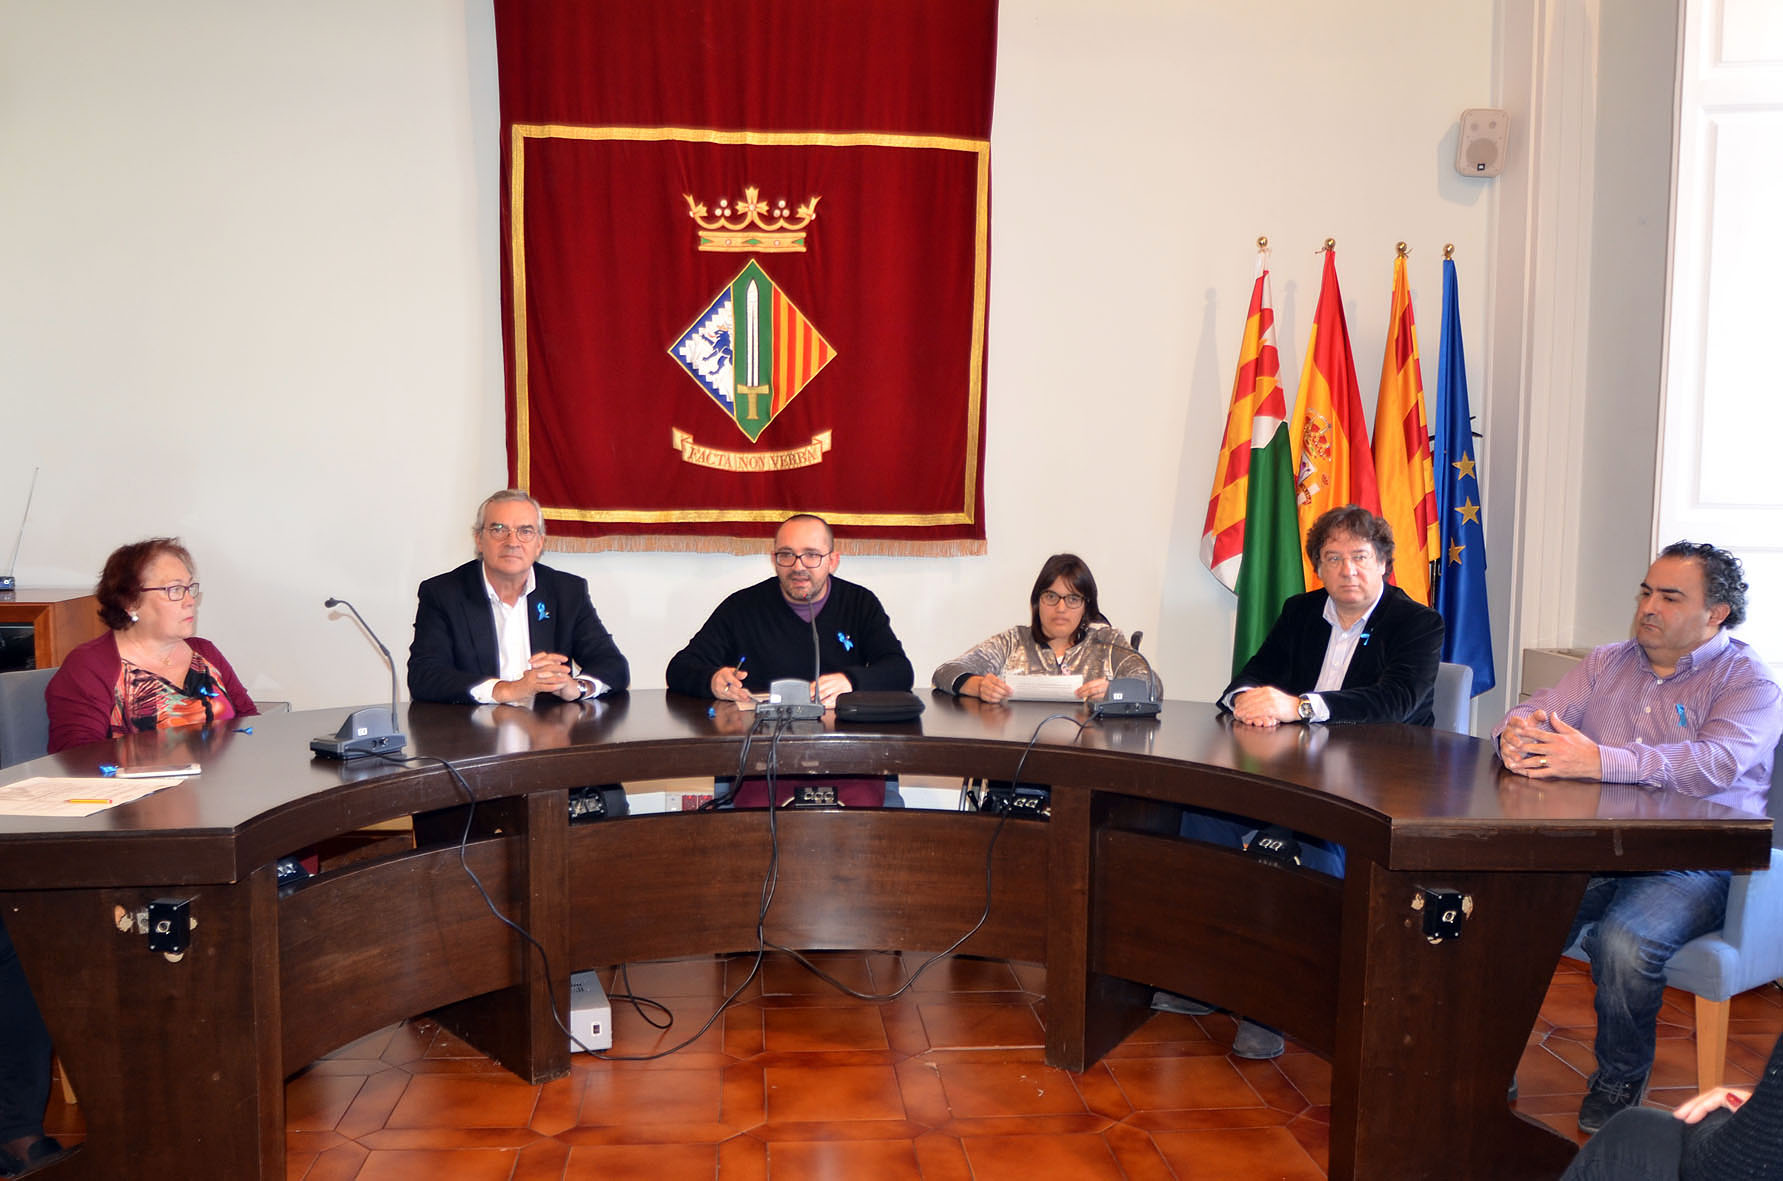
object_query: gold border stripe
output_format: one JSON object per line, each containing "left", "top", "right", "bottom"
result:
{"left": 509, "top": 125, "right": 990, "bottom": 529}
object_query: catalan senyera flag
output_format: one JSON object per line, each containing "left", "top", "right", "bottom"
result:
{"left": 1200, "top": 250, "right": 1306, "bottom": 674}
{"left": 1290, "top": 245, "right": 1380, "bottom": 586}
{"left": 1372, "top": 253, "right": 1437, "bottom": 604}
{"left": 1434, "top": 254, "right": 1496, "bottom": 694}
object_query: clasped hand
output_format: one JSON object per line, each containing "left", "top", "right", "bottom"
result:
{"left": 1231, "top": 686, "right": 1301, "bottom": 728}
{"left": 496, "top": 652, "right": 582, "bottom": 702}
{"left": 1499, "top": 710, "right": 1602, "bottom": 779}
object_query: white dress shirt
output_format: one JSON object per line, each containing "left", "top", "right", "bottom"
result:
{"left": 469, "top": 568, "right": 605, "bottom": 705}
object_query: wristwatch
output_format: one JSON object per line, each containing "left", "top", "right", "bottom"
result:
{"left": 1296, "top": 695, "right": 1316, "bottom": 722}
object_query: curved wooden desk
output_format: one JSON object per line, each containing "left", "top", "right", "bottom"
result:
{"left": 0, "top": 693, "right": 1770, "bottom": 1180}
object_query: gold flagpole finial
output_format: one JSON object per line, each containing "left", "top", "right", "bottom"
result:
{"left": 1322, "top": 237, "right": 1336, "bottom": 253}
{"left": 1396, "top": 241, "right": 1410, "bottom": 257}
{"left": 1443, "top": 243, "right": 1455, "bottom": 259}
{"left": 1257, "top": 235, "right": 1269, "bottom": 250}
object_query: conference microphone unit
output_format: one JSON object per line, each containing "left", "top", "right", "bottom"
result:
{"left": 1088, "top": 626, "right": 1163, "bottom": 719}
{"left": 311, "top": 596, "right": 408, "bottom": 758}
{"left": 758, "top": 584, "right": 827, "bottom": 721}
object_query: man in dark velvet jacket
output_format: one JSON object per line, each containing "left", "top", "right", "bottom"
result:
{"left": 1219, "top": 507, "right": 1444, "bottom": 728}
{"left": 1157, "top": 505, "right": 1444, "bottom": 1059}
{"left": 407, "top": 490, "right": 629, "bottom": 706}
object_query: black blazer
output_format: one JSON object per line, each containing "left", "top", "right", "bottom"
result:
{"left": 1221, "top": 584, "right": 1444, "bottom": 726}
{"left": 407, "top": 560, "right": 630, "bottom": 705}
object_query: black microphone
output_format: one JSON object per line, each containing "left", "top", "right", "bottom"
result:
{"left": 310, "top": 596, "right": 408, "bottom": 759}
{"left": 1087, "top": 625, "right": 1163, "bottom": 719}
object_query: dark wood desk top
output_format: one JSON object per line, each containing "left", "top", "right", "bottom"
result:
{"left": 0, "top": 692, "right": 1768, "bottom": 889}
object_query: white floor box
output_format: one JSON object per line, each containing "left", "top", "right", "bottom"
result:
{"left": 569, "top": 969, "right": 612, "bottom": 1052}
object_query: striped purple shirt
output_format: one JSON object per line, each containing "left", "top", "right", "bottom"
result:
{"left": 1494, "top": 630, "right": 1782, "bottom": 817}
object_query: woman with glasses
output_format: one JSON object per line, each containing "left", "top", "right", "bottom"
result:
{"left": 932, "top": 553, "right": 1157, "bottom": 703}
{"left": 45, "top": 538, "right": 257, "bottom": 753}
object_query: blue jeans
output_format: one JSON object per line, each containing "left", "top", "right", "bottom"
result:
{"left": 1177, "top": 808, "right": 1347, "bottom": 878}
{"left": 0, "top": 914, "right": 52, "bottom": 1142}
{"left": 1568, "top": 870, "right": 1730, "bottom": 1088}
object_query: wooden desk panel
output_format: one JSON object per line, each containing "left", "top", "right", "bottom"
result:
{"left": 0, "top": 694, "right": 1770, "bottom": 1180}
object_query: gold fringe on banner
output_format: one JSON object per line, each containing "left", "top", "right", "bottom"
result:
{"left": 545, "top": 535, "right": 987, "bottom": 558}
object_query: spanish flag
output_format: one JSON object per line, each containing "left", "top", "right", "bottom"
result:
{"left": 1372, "top": 252, "right": 1437, "bottom": 603}
{"left": 1290, "top": 245, "right": 1380, "bottom": 586}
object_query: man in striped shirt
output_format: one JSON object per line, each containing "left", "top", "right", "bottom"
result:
{"left": 1495, "top": 541, "right": 1783, "bottom": 1134}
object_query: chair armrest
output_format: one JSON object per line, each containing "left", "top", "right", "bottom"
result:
{"left": 1719, "top": 851, "right": 1783, "bottom": 984}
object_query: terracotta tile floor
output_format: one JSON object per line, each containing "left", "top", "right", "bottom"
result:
{"left": 45, "top": 954, "right": 1782, "bottom": 1179}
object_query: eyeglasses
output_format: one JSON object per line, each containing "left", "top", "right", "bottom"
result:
{"left": 773, "top": 549, "right": 832, "bottom": 568}
{"left": 482, "top": 523, "right": 540, "bottom": 540}
{"left": 1039, "top": 591, "right": 1085, "bottom": 609}
{"left": 140, "top": 582, "right": 201, "bottom": 602}
{"left": 1318, "top": 550, "right": 1380, "bottom": 572}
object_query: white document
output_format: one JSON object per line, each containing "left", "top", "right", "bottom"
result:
{"left": 0, "top": 776, "right": 186, "bottom": 817}
{"left": 1002, "top": 673, "right": 1084, "bottom": 702}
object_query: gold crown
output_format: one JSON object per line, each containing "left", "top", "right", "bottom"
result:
{"left": 684, "top": 186, "right": 820, "bottom": 253}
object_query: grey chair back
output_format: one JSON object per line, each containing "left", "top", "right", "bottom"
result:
{"left": 1433, "top": 661, "right": 1473, "bottom": 735}
{"left": 0, "top": 666, "right": 56, "bottom": 769}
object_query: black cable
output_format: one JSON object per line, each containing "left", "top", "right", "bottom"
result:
{"left": 766, "top": 711, "right": 1086, "bottom": 1001}
{"left": 375, "top": 751, "right": 611, "bottom": 1055}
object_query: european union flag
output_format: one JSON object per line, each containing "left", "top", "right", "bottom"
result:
{"left": 1433, "top": 256, "right": 1496, "bottom": 695}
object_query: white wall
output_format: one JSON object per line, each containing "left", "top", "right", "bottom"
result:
{"left": 4, "top": 1, "right": 1506, "bottom": 711}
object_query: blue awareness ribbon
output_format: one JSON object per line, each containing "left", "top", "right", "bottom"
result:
{"left": 537, "top": 602, "right": 550, "bottom": 621}
{"left": 837, "top": 632, "right": 854, "bottom": 652}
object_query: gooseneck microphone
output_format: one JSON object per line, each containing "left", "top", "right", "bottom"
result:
{"left": 759, "top": 576, "right": 825, "bottom": 721}
{"left": 310, "top": 596, "right": 408, "bottom": 758}
{"left": 1087, "top": 625, "right": 1163, "bottom": 719}
{"left": 0, "top": 466, "right": 39, "bottom": 593}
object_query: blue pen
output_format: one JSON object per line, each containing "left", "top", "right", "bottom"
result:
{"left": 1676, "top": 704, "right": 1688, "bottom": 728}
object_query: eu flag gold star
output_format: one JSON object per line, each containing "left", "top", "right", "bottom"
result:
{"left": 1448, "top": 540, "right": 1466, "bottom": 565}
{"left": 1456, "top": 498, "right": 1481, "bottom": 526}
{"left": 1452, "top": 453, "right": 1476, "bottom": 480}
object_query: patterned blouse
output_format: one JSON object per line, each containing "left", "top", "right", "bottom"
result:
{"left": 931, "top": 625, "right": 1161, "bottom": 696}
{"left": 109, "top": 650, "right": 243, "bottom": 739}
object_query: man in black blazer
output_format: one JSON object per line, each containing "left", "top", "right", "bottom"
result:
{"left": 407, "top": 490, "right": 629, "bottom": 705}
{"left": 1158, "top": 505, "right": 1443, "bottom": 1058}
{"left": 1220, "top": 506, "right": 1444, "bottom": 728}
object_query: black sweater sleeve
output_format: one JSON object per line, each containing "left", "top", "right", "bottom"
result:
{"left": 1681, "top": 1032, "right": 1783, "bottom": 1181}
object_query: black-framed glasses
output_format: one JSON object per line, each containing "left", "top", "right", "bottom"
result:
{"left": 773, "top": 549, "right": 832, "bottom": 568}
{"left": 1039, "top": 590, "right": 1084, "bottom": 609}
{"left": 481, "top": 523, "right": 539, "bottom": 540}
{"left": 140, "top": 582, "right": 202, "bottom": 602}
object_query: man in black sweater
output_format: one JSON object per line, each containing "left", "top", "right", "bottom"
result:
{"left": 666, "top": 514, "right": 913, "bottom": 708}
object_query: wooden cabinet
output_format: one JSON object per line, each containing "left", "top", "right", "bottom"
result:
{"left": 0, "top": 588, "right": 105, "bottom": 671}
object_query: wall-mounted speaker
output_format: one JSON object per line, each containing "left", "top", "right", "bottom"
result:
{"left": 1455, "top": 108, "right": 1509, "bottom": 178}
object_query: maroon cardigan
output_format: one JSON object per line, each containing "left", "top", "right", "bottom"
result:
{"left": 45, "top": 631, "right": 258, "bottom": 754}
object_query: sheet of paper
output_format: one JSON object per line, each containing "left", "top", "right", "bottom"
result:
{"left": 0, "top": 776, "right": 185, "bottom": 817}
{"left": 1002, "top": 673, "right": 1084, "bottom": 702}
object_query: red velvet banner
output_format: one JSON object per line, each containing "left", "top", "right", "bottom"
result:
{"left": 494, "top": 1, "right": 998, "bottom": 554}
